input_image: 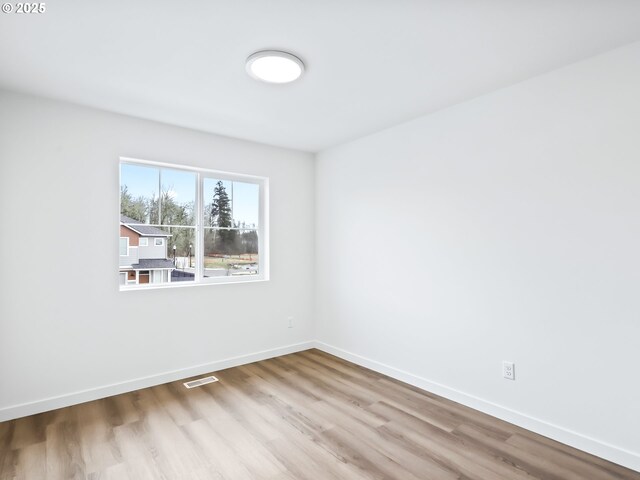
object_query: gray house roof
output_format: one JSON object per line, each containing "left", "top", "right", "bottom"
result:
{"left": 131, "top": 259, "right": 175, "bottom": 270}
{"left": 120, "top": 214, "right": 143, "bottom": 224}
{"left": 120, "top": 214, "right": 172, "bottom": 237}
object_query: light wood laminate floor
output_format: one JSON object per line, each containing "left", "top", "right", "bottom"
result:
{"left": 0, "top": 349, "right": 638, "bottom": 479}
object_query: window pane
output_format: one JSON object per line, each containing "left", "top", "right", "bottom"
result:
{"left": 203, "top": 228, "right": 259, "bottom": 278}
{"left": 120, "top": 163, "right": 159, "bottom": 224}
{"left": 203, "top": 178, "right": 259, "bottom": 228}
{"left": 158, "top": 168, "right": 196, "bottom": 226}
{"left": 120, "top": 164, "right": 196, "bottom": 227}
{"left": 164, "top": 226, "right": 196, "bottom": 282}
{"left": 232, "top": 181, "right": 259, "bottom": 228}
{"left": 119, "top": 237, "right": 128, "bottom": 256}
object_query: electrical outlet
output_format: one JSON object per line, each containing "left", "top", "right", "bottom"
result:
{"left": 503, "top": 361, "right": 515, "bottom": 380}
{"left": 287, "top": 316, "right": 294, "bottom": 328}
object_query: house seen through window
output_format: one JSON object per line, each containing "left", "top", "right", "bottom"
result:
{"left": 119, "top": 159, "right": 265, "bottom": 289}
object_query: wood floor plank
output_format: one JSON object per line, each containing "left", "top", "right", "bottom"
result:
{"left": 209, "top": 415, "right": 285, "bottom": 479}
{"left": 45, "top": 420, "right": 85, "bottom": 480}
{"left": 9, "top": 414, "right": 46, "bottom": 450}
{"left": 508, "top": 432, "right": 637, "bottom": 478}
{"left": 180, "top": 418, "right": 256, "bottom": 480}
{"left": 0, "top": 422, "right": 16, "bottom": 480}
{"left": 453, "top": 423, "right": 600, "bottom": 480}
{"left": 14, "top": 441, "right": 46, "bottom": 480}
{"left": 1, "top": 349, "right": 638, "bottom": 480}
{"left": 263, "top": 437, "right": 346, "bottom": 480}
{"left": 200, "top": 374, "right": 288, "bottom": 443}
{"left": 136, "top": 386, "right": 208, "bottom": 478}
{"left": 85, "top": 462, "right": 132, "bottom": 480}
{"left": 75, "top": 400, "right": 122, "bottom": 475}
{"left": 505, "top": 433, "right": 637, "bottom": 480}
{"left": 112, "top": 421, "right": 167, "bottom": 478}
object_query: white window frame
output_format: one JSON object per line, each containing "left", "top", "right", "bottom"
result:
{"left": 154, "top": 238, "right": 164, "bottom": 246}
{"left": 139, "top": 238, "right": 149, "bottom": 247}
{"left": 119, "top": 237, "right": 129, "bottom": 256}
{"left": 119, "top": 156, "right": 269, "bottom": 291}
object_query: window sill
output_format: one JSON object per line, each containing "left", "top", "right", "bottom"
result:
{"left": 119, "top": 276, "right": 269, "bottom": 292}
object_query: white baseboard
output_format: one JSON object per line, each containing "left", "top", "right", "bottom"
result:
{"left": 0, "top": 341, "right": 314, "bottom": 422}
{"left": 313, "top": 341, "right": 640, "bottom": 473}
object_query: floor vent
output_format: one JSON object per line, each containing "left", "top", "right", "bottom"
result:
{"left": 183, "top": 376, "right": 219, "bottom": 389}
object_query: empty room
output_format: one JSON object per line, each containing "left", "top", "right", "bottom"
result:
{"left": 1, "top": 1, "right": 639, "bottom": 479}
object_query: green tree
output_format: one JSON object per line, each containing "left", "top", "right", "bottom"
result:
{"left": 210, "top": 181, "right": 232, "bottom": 227}
{"left": 240, "top": 230, "right": 258, "bottom": 260}
{"left": 147, "top": 188, "right": 193, "bottom": 226}
{"left": 151, "top": 186, "right": 194, "bottom": 260}
{"left": 209, "top": 181, "right": 236, "bottom": 255}
{"left": 120, "top": 185, "right": 148, "bottom": 222}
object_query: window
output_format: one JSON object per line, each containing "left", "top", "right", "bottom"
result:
{"left": 119, "top": 157, "right": 267, "bottom": 289}
{"left": 119, "top": 237, "right": 129, "bottom": 256}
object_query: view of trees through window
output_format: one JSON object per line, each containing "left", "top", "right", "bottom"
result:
{"left": 119, "top": 161, "right": 261, "bottom": 287}
{"left": 203, "top": 178, "right": 259, "bottom": 278}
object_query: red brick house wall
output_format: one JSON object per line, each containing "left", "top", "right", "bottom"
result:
{"left": 120, "top": 225, "right": 140, "bottom": 246}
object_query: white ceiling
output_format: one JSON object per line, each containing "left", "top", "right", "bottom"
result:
{"left": 1, "top": 1, "right": 640, "bottom": 152}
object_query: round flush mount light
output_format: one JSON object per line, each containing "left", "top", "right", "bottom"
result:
{"left": 246, "top": 50, "right": 305, "bottom": 84}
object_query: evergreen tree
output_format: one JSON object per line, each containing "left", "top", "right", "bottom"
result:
{"left": 210, "top": 181, "right": 236, "bottom": 254}
{"left": 210, "top": 181, "right": 232, "bottom": 228}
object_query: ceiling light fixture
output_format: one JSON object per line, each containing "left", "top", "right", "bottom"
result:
{"left": 246, "top": 50, "right": 305, "bottom": 84}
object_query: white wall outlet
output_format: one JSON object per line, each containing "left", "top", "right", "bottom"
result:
{"left": 503, "top": 361, "right": 515, "bottom": 380}
{"left": 287, "top": 316, "right": 294, "bottom": 328}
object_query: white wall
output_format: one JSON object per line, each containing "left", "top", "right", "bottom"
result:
{"left": 0, "top": 91, "right": 315, "bottom": 419}
{"left": 316, "top": 42, "right": 640, "bottom": 470}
